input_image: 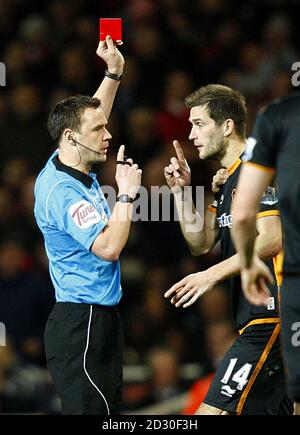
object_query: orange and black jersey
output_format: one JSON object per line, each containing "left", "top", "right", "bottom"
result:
{"left": 210, "top": 158, "right": 281, "bottom": 330}
{"left": 246, "top": 93, "right": 300, "bottom": 275}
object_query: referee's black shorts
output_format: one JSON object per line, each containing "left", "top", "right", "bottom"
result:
{"left": 203, "top": 319, "right": 293, "bottom": 415}
{"left": 44, "top": 302, "right": 123, "bottom": 415}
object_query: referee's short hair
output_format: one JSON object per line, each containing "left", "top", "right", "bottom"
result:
{"left": 47, "top": 94, "right": 101, "bottom": 144}
{"left": 185, "top": 84, "right": 247, "bottom": 140}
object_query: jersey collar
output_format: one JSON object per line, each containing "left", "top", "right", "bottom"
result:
{"left": 52, "top": 156, "right": 94, "bottom": 188}
{"left": 227, "top": 158, "right": 242, "bottom": 176}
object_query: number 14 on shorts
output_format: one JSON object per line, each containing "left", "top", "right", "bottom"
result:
{"left": 221, "top": 358, "right": 252, "bottom": 396}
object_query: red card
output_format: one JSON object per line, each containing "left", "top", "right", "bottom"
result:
{"left": 99, "top": 18, "right": 122, "bottom": 42}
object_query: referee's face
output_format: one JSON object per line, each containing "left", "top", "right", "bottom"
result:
{"left": 78, "top": 107, "right": 112, "bottom": 163}
{"left": 189, "top": 106, "right": 226, "bottom": 161}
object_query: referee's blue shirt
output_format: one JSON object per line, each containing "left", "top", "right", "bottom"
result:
{"left": 34, "top": 151, "right": 122, "bottom": 305}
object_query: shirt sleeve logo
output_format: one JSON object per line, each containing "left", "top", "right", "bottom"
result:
{"left": 69, "top": 200, "right": 101, "bottom": 228}
{"left": 260, "top": 186, "right": 278, "bottom": 206}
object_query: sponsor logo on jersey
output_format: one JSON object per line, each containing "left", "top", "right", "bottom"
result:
{"left": 217, "top": 213, "right": 233, "bottom": 228}
{"left": 69, "top": 200, "right": 102, "bottom": 228}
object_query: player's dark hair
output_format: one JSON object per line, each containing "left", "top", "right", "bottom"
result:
{"left": 47, "top": 94, "right": 101, "bottom": 144}
{"left": 185, "top": 84, "right": 247, "bottom": 140}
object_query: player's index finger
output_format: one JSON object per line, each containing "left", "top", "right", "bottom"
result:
{"left": 173, "top": 140, "right": 185, "bottom": 161}
{"left": 117, "top": 145, "right": 125, "bottom": 162}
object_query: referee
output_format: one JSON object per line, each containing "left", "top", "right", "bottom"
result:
{"left": 34, "top": 37, "right": 142, "bottom": 415}
{"left": 232, "top": 92, "right": 300, "bottom": 414}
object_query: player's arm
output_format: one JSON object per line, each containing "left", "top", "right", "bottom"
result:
{"left": 164, "top": 140, "right": 219, "bottom": 256}
{"left": 231, "top": 163, "right": 276, "bottom": 305}
{"left": 91, "top": 146, "right": 141, "bottom": 261}
{"left": 93, "top": 36, "right": 124, "bottom": 120}
{"left": 232, "top": 105, "right": 278, "bottom": 269}
{"left": 209, "top": 213, "right": 281, "bottom": 282}
{"left": 164, "top": 212, "right": 281, "bottom": 308}
{"left": 230, "top": 105, "right": 279, "bottom": 305}
{"left": 174, "top": 190, "right": 219, "bottom": 256}
{"left": 232, "top": 163, "right": 274, "bottom": 268}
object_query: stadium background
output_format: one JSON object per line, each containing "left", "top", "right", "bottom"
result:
{"left": 0, "top": 0, "right": 299, "bottom": 414}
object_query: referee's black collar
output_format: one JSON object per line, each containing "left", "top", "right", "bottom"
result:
{"left": 52, "top": 155, "right": 94, "bottom": 188}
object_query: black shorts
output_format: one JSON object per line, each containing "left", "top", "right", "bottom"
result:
{"left": 281, "top": 274, "right": 300, "bottom": 402}
{"left": 204, "top": 319, "right": 293, "bottom": 415}
{"left": 44, "top": 302, "right": 123, "bottom": 415}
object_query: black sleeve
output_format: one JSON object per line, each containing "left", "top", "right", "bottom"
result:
{"left": 247, "top": 108, "right": 279, "bottom": 169}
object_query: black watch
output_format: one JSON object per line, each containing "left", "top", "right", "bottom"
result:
{"left": 105, "top": 69, "right": 124, "bottom": 81}
{"left": 117, "top": 194, "right": 135, "bottom": 203}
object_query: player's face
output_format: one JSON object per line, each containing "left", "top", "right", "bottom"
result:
{"left": 77, "top": 107, "right": 112, "bottom": 163}
{"left": 189, "top": 106, "right": 226, "bottom": 160}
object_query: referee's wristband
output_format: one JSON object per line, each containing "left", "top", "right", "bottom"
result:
{"left": 117, "top": 194, "right": 135, "bottom": 204}
{"left": 105, "top": 69, "right": 124, "bottom": 81}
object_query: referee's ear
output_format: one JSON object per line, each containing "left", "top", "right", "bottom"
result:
{"left": 223, "top": 119, "right": 234, "bottom": 137}
{"left": 61, "top": 128, "right": 73, "bottom": 145}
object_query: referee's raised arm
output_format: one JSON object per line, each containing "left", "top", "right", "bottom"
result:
{"left": 93, "top": 35, "right": 125, "bottom": 119}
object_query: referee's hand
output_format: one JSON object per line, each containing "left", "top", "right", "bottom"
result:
{"left": 116, "top": 145, "right": 142, "bottom": 200}
{"left": 96, "top": 35, "right": 124, "bottom": 76}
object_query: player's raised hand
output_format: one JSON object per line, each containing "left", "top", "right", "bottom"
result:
{"left": 164, "top": 140, "right": 191, "bottom": 192}
{"left": 212, "top": 169, "right": 229, "bottom": 195}
{"left": 96, "top": 35, "right": 124, "bottom": 74}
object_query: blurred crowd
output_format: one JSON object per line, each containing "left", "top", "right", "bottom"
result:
{"left": 0, "top": 0, "right": 299, "bottom": 413}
